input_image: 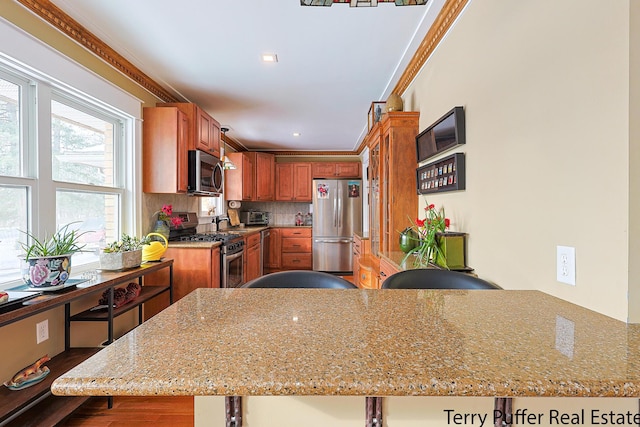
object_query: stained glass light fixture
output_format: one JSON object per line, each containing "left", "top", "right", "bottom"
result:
{"left": 301, "top": 0, "right": 427, "bottom": 6}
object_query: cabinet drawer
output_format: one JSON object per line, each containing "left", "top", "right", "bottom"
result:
{"left": 281, "top": 237, "right": 311, "bottom": 253}
{"left": 379, "top": 257, "right": 400, "bottom": 284}
{"left": 280, "top": 227, "right": 311, "bottom": 238}
{"left": 353, "top": 238, "right": 361, "bottom": 255}
{"left": 281, "top": 253, "right": 312, "bottom": 269}
{"left": 245, "top": 233, "right": 261, "bottom": 248}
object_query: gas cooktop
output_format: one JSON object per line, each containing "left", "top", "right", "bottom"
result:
{"left": 176, "top": 232, "right": 242, "bottom": 243}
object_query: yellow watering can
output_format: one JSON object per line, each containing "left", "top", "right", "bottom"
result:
{"left": 142, "top": 233, "right": 168, "bottom": 262}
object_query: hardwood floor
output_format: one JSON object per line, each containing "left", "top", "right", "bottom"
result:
{"left": 59, "top": 396, "right": 194, "bottom": 427}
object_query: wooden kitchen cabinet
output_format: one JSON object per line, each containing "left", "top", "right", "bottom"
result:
{"left": 380, "top": 112, "right": 419, "bottom": 254}
{"left": 142, "top": 106, "right": 189, "bottom": 193}
{"left": 265, "top": 228, "right": 281, "bottom": 272}
{"left": 379, "top": 256, "right": 400, "bottom": 287}
{"left": 148, "top": 246, "right": 220, "bottom": 302}
{"left": 275, "top": 162, "right": 312, "bottom": 201}
{"left": 311, "top": 161, "right": 361, "bottom": 178}
{"left": 352, "top": 233, "right": 370, "bottom": 288}
{"left": 158, "top": 102, "right": 220, "bottom": 157}
{"left": 254, "top": 152, "right": 275, "bottom": 201}
{"left": 225, "top": 152, "right": 275, "bottom": 201}
{"left": 244, "top": 233, "right": 262, "bottom": 283}
{"left": 280, "top": 227, "right": 312, "bottom": 270}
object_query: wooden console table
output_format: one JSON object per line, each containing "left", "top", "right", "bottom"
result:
{"left": 0, "top": 259, "right": 173, "bottom": 427}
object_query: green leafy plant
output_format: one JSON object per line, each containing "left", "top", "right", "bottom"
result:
{"left": 103, "top": 234, "right": 150, "bottom": 253}
{"left": 21, "top": 222, "right": 87, "bottom": 260}
{"left": 402, "top": 201, "right": 450, "bottom": 268}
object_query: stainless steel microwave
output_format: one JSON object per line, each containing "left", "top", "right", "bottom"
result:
{"left": 188, "top": 150, "right": 223, "bottom": 196}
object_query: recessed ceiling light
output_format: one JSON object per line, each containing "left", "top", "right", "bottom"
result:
{"left": 262, "top": 53, "right": 278, "bottom": 63}
{"left": 293, "top": 132, "right": 301, "bottom": 137}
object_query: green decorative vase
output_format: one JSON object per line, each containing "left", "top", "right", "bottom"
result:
{"left": 435, "top": 232, "right": 466, "bottom": 269}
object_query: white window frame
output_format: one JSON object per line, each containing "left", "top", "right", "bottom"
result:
{"left": 0, "top": 18, "right": 143, "bottom": 289}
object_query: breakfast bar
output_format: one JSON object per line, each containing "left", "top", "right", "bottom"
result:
{"left": 51, "top": 288, "right": 640, "bottom": 426}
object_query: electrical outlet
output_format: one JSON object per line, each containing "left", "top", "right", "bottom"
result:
{"left": 36, "top": 319, "right": 49, "bottom": 344}
{"left": 556, "top": 246, "right": 576, "bottom": 286}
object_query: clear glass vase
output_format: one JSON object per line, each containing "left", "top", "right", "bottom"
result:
{"left": 153, "top": 220, "right": 170, "bottom": 241}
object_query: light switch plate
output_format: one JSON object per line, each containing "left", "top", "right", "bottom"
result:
{"left": 557, "top": 245, "right": 576, "bottom": 286}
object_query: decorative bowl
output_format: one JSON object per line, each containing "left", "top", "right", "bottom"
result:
{"left": 21, "top": 254, "right": 72, "bottom": 289}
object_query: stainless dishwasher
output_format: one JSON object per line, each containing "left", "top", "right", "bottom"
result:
{"left": 260, "top": 229, "right": 270, "bottom": 275}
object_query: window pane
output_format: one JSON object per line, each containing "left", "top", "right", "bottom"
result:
{"left": 56, "top": 190, "right": 120, "bottom": 266}
{"left": 0, "top": 186, "right": 28, "bottom": 284}
{"left": 51, "top": 100, "right": 117, "bottom": 187}
{"left": 0, "top": 78, "right": 20, "bottom": 177}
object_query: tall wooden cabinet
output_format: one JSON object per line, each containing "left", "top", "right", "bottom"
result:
{"left": 380, "top": 112, "right": 419, "bottom": 254}
{"left": 367, "top": 112, "right": 419, "bottom": 287}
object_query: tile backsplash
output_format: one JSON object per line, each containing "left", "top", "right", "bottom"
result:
{"left": 239, "top": 201, "right": 312, "bottom": 226}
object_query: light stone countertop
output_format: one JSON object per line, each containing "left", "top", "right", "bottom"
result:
{"left": 51, "top": 288, "right": 640, "bottom": 398}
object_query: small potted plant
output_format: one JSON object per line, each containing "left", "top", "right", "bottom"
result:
{"left": 99, "top": 234, "right": 151, "bottom": 271}
{"left": 21, "top": 223, "right": 87, "bottom": 289}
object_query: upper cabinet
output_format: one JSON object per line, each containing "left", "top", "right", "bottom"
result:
{"left": 158, "top": 102, "right": 220, "bottom": 158}
{"left": 311, "top": 162, "right": 361, "bottom": 178}
{"left": 142, "top": 106, "right": 189, "bottom": 193}
{"left": 275, "top": 162, "right": 312, "bottom": 202}
{"left": 225, "top": 152, "right": 275, "bottom": 201}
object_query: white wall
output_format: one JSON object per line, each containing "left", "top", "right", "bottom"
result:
{"left": 404, "top": 0, "right": 634, "bottom": 321}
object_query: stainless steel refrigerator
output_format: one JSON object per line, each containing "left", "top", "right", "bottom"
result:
{"left": 312, "top": 179, "right": 362, "bottom": 272}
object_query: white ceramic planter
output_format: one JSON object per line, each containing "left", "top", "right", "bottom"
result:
{"left": 99, "top": 249, "right": 142, "bottom": 270}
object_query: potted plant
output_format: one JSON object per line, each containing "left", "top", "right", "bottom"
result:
{"left": 99, "top": 234, "right": 151, "bottom": 271}
{"left": 401, "top": 201, "right": 463, "bottom": 269}
{"left": 20, "top": 223, "right": 87, "bottom": 289}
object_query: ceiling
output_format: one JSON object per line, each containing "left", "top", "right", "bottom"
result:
{"left": 50, "top": 0, "right": 446, "bottom": 153}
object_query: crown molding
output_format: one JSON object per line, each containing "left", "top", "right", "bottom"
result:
{"left": 15, "top": 0, "right": 181, "bottom": 103}
{"left": 393, "top": 0, "right": 468, "bottom": 96}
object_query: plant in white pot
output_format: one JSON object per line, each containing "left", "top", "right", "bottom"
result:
{"left": 21, "top": 223, "right": 87, "bottom": 289}
{"left": 100, "top": 234, "right": 151, "bottom": 271}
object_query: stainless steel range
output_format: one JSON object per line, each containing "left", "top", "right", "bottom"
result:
{"left": 168, "top": 213, "right": 245, "bottom": 288}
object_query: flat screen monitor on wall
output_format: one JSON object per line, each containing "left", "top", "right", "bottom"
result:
{"left": 416, "top": 106, "right": 465, "bottom": 162}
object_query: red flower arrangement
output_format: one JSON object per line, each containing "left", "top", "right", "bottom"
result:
{"left": 156, "top": 204, "right": 183, "bottom": 228}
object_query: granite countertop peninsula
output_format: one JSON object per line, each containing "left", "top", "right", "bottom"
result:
{"left": 52, "top": 288, "right": 640, "bottom": 398}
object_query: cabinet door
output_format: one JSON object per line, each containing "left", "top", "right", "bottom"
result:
{"left": 163, "top": 247, "right": 213, "bottom": 301}
{"left": 312, "top": 163, "right": 336, "bottom": 178}
{"left": 142, "top": 107, "right": 189, "bottom": 194}
{"left": 210, "top": 118, "right": 221, "bottom": 158}
{"left": 245, "top": 241, "right": 261, "bottom": 283}
{"left": 293, "top": 163, "right": 312, "bottom": 201}
{"left": 335, "top": 162, "right": 361, "bottom": 178}
{"left": 211, "top": 247, "right": 220, "bottom": 288}
{"left": 254, "top": 153, "right": 274, "bottom": 201}
{"left": 266, "top": 228, "right": 281, "bottom": 269}
{"left": 242, "top": 154, "right": 254, "bottom": 200}
{"left": 275, "top": 163, "right": 294, "bottom": 201}
{"left": 196, "top": 107, "right": 212, "bottom": 153}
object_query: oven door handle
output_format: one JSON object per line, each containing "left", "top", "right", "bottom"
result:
{"left": 225, "top": 251, "right": 243, "bottom": 262}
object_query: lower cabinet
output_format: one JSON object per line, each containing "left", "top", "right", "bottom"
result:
{"left": 280, "top": 227, "right": 312, "bottom": 270}
{"left": 379, "top": 256, "right": 400, "bottom": 287}
{"left": 244, "top": 233, "right": 262, "bottom": 283}
{"left": 266, "top": 227, "right": 312, "bottom": 271}
{"left": 146, "top": 246, "right": 220, "bottom": 306}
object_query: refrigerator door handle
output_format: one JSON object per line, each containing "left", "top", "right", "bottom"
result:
{"left": 314, "top": 239, "right": 353, "bottom": 244}
{"left": 337, "top": 184, "right": 342, "bottom": 228}
{"left": 333, "top": 191, "right": 338, "bottom": 227}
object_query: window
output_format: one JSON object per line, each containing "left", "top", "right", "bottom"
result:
{"left": 0, "top": 60, "right": 135, "bottom": 289}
